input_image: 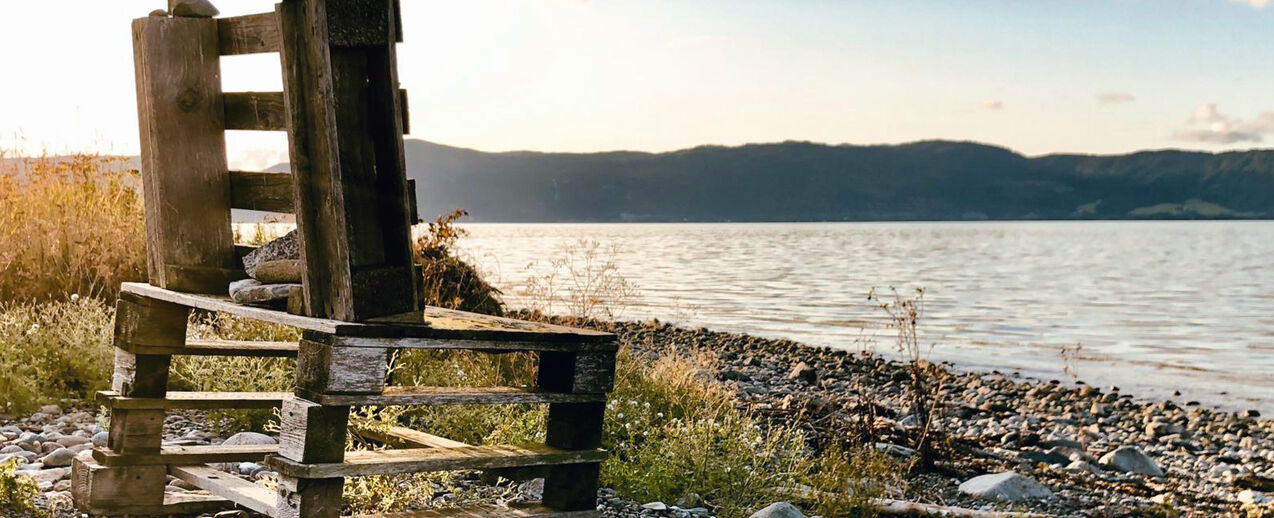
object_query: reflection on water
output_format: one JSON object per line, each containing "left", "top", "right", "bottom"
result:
{"left": 456, "top": 221, "right": 1274, "bottom": 415}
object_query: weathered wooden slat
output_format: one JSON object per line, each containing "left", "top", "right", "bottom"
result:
{"left": 128, "top": 339, "right": 299, "bottom": 358}
{"left": 229, "top": 170, "right": 294, "bottom": 212}
{"left": 354, "top": 425, "right": 468, "bottom": 449}
{"left": 222, "top": 91, "right": 408, "bottom": 133}
{"left": 93, "top": 444, "right": 279, "bottom": 467}
{"left": 354, "top": 426, "right": 542, "bottom": 482}
{"left": 217, "top": 12, "right": 280, "bottom": 55}
{"left": 224, "top": 92, "right": 289, "bottom": 131}
{"left": 120, "top": 283, "right": 616, "bottom": 345}
{"left": 121, "top": 282, "right": 359, "bottom": 335}
{"left": 266, "top": 444, "right": 606, "bottom": 479}
{"left": 133, "top": 16, "right": 238, "bottom": 293}
{"left": 332, "top": 336, "right": 617, "bottom": 353}
{"left": 360, "top": 306, "right": 615, "bottom": 343}
{"left": 316, "top": 387, "right": 605, "bottom": 407}
{"left": 280, "top": 0, "right": 417, "bottom": 322}
{"left": 98, "top": 390, "right": 290, "bottom": 410}
{"left": 278, "top": 398, "right": 350, "bottom": 465}
{"left": 72, "top": 457, "right": 166, "bottom": 510}
{"left": 538, "top": 352, "right": 617, "bottom": 394}
{"left": 352, "top": 504, "right": 600, "bottom": 518}
{"left": 297, "top": 340, "right": 388, "bottom": 395}
{"left": 169, "top": 465, "right": 276, "bottom": 516}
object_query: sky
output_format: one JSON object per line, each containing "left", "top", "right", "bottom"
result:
{"left": 0, "top": 0, "right": 1272, "bottom": 169}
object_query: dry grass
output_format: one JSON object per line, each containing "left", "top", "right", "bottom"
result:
{"left": 414, "top": 209, "right": 505, "bottom": 316}
{"left": 0, "top": 153, "right": 145, "bottom": 303}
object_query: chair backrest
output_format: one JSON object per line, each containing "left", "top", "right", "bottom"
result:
{"left": 132, "top": 0, "right": 418, "bottom": 321}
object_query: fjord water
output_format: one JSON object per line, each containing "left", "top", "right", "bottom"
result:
{"left": 458, "top": 221, "right": 1274, "bottom": 414}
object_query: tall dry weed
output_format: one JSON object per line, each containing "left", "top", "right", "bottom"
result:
{"left": 0, "top": 153, "right": 145, "bottom": 302}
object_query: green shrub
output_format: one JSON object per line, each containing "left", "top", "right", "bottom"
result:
{"left": 414, "top": 209, "right": 505, "bottom": 316}
{"left": 0, "top": 297, "right": 114, "bottom": 414}
{"left": 0, "top": 457, "right": 43, "bottom": 517}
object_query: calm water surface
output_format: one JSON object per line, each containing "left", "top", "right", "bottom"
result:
{"left": 456, "top": 221, "right": 1274, "bottom": 414}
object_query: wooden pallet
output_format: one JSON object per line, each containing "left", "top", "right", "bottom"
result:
{"left": 79, "top": 4, "right": 616, "bottom": 517}
{"left": 79, "top": 284, "right": 615, "bottom": 517}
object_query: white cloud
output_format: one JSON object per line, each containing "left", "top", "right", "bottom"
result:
{"left": 1097, "top": 92, "right": 1135, "bottom": 105}
{"left": 1227, "top": 0, "right": 1269, "bottom": 7}
{"left": 1172, "top": 103, "right": 1274, "bottom": 144}
{"left": 983, "top": 99, "right": 1004, "bottom": 111}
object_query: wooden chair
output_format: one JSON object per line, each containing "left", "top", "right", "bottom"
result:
{"left": 72, "top": 2, "right": 615, "bottom": 517}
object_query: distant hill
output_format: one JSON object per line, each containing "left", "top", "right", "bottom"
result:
{"left": 14, "top": 141, "right": 1272, "bottom": 222}
{"left": 402, "top": 140, "right": 1274, "bottom": 222}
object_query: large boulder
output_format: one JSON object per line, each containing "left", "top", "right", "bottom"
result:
{"left": 958, "top": 472, "right": 1053, "bottom": 501}
{"left": 748, "top": 502, "right": 805, "bottom": 518}
{"left": 1099, "top": 446, "right": 1164, "bottom": 477}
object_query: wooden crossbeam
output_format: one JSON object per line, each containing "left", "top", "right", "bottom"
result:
{"left": 315, "top": 387, "right": 605, "bottom": 407}
{"left": 98, "top": 390, "right": 290, "bottom": 410}
{"left": 224, "top": 92, "right": 288, "bottom": 131}
{"left": 217, "top": 13, "right": 280, "bottom": 55}
{"left": 222, "top": 90, "right": 408, "bottom": 133}
{"left": 169, "top": 465, "right": 276, "bottom": 516}
{"left": 230, "top": 170, "right": 294, "bottom": 212}
{"left": 355, "top": 425, "right": 468, "bottom": 449}
{"left": 127, "top": 338, "right": 299, "bottom": 358}
{"left": 121, "top": 283, "right": 617, "bottom": 344}
{"left": 93, "top": 444, "right": 278, "bottom": 467}
{"left": 267, "top": 444, "right": 606, "bottom": 479}
{"left": 352, "top": 504, "right": 600, "bottom": 518}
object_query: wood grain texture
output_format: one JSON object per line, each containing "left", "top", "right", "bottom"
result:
{"left": 353, "top": 425, "right": 542, "bottom": 482}
{"left": 170, "top": 465, "right": 276, "bottom": 515}
{"left": 132, "top": 16, "right": 237, "bottom": 293}
{"left": 128, "top": 338, "right": 299, "bottom": 358}
{"left": 315, "top": 386, "right": 605, "bottom": 407}
{"left": 93, "top": 444, "right": 279, "bottom": 466}
{"left": 71, "top": 457, "right": 167, "bottom": 510}
{"left": 278, "top": 397, "right": 350, "bottom": 464}
{"left": 73, "top": 459, "right": 231, "bottom": 516}
{"left": 537, "top": 352, "right": 617, "bottom": 394}
{"left": 217, "top": 12, "right": 280, "bottom": 55}
{"left": 98, "top": 390, "right": 291, "bottom": 410}
{"left": 278, "top": 0, "right": 417, "bottom": 322}
{"left": 120, "top": 283, "right": 616, "bottom": 344}
{"left": 296, "top": 339, "right": 388, "bottom": 394}
{"left": 106, "top": 408, "right": 165, "bottom": 454}
{"left": 266, "top": 443, "right": 607, "bottom": 479}
{"left": 351, "top": 503, "right": 600, "bottom": 518}
{"left": 230, "top": 170, "right": 295, "bottom": 212}
{"left": 114, "top": 291, "right": 189, "bottom": 349}
{"left": 224, "top": 92, "right": 289, "bottom": 131}
{"left": 121, "top": 282, "right": 359, "bottom": 335}
{"left": 276, "top": 475, "right": 344, "bottom": 518}
{"left": 354, "top": 425, "right": 467, "bottom": 449}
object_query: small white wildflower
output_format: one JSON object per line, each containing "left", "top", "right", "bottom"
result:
{"left": 70, "top": 293, "right": 80, "bottom": 301}
{"left": 616, "top": 413, "right": 623, "bottom": 419}
{"left": 643, "top": 402, "right": 650, "bottom": 409}
{"left": 628, "top": 400, "right": 637, "bottom": 406}
{"left": 29, "top": 323, "right": 39, "bottom": 332}
{"left": 656, "top": 412, "right": 664, "bottom": 419}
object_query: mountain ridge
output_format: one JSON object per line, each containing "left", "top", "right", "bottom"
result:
{"left": 401, "top": 139, "right": 1274, "bottom": 222}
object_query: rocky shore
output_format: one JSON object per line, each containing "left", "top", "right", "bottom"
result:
{"left": 605, "top": 319, "right": 1274, "bottom": 517}
{"left": 4, "top": 320, "right": 1272, "bottom": 518}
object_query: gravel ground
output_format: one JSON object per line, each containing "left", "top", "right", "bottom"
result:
{"left": 4, "top": 320, "right": 1272, "bottom": 517}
